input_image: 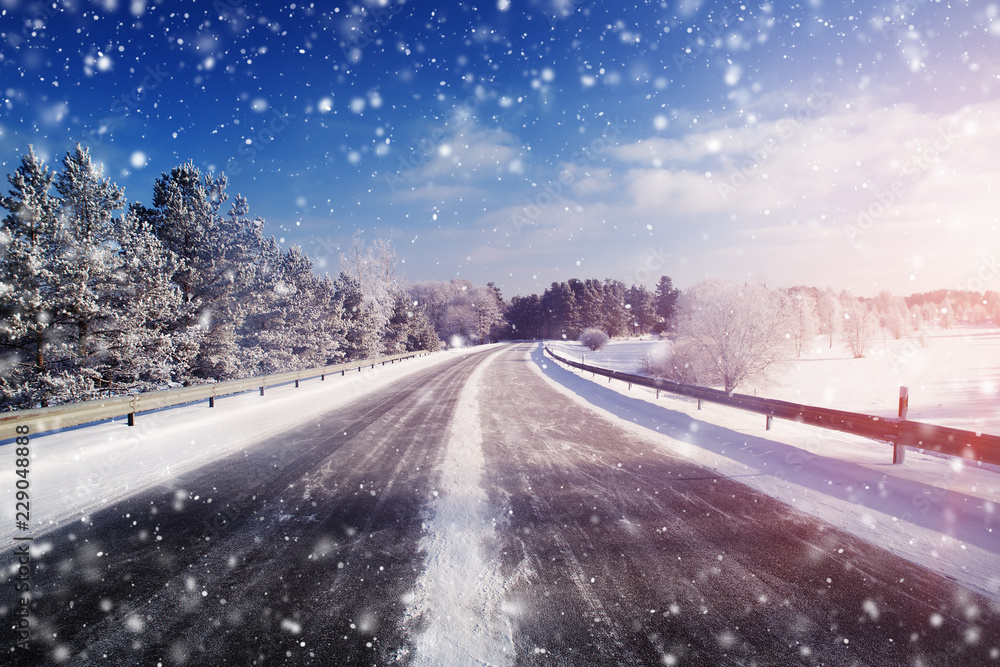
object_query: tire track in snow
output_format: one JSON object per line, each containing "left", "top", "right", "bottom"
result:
{"left": 404, "top": 349, "right": 515, "bottom": 667}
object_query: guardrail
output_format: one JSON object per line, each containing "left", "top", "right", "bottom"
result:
{"left": 545, "top": 346, "right": 1000, "bottom": 467}
{"left": 0, "top": 351, "right": 428, "bottom": 440}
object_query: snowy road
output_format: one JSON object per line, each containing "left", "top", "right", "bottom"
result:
{"left": 5, "top": 344, "right": 1000, "bottom": 665}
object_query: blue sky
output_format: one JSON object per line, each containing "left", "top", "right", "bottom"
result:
{"left": 2, "top": 0, "right": 998, "bottom": 298}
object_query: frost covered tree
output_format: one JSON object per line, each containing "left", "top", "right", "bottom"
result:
{"left": 579, "top": 327, "right": 609, "bottom": 351}
{"left": 103, "top": 206, "right": 184, "bottom": 390}
{"left": 873, "top": 291, "right": 909, "bottom": 340}
{"left": 0, "top": 146, "right": 66, "bottom": 407}
{"left": 842, "top": 297, "right": 877, "bottom": 358}
{"left": 407, "top": 278, "right": 501, "bottom": 346}
{"left": 408, "top": 280, "right": 452, "bottom": 337}
{"left": 239, "top": 239, "right": 314, "bottom": 374}
{"left": 340, "top": 234, "right": 439, "bottom": 351}
{"left": 339, "top": 233, "right": 400, "bottom": 332}
{"left": 331, "top": 273, "right": 382, "bottom": 361}
{"left": 138, "top": 165, "right": 262, "bottom": 381}
{"left": 472, "top": 282, "right": 506, "bottom": 344}
{"left": 786, "top": 288, "right": 818, "bottom": 357}
{"left": 52, "top": 144, "right": 128, "bottom": 382}
{"left": 815, "top": 288, "right": 841, "bottom": 349}
{"left": 668, "top": 279, "right": 793, "bottom": 392}
{"left": 2, "top": 146, "right": 182, "bottom": 407}
{"left": 383, "top": 292, "right": 441, "bottom": 353}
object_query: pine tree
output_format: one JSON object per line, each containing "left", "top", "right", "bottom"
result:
{"left": 0, "top": 146, "right": 64, "bottom": 407}
{"left": 331, "top": 273, "right": 381, "bottom": 361}
{"left": 625, "top": 285, "right": 655, "bottom": 336}
{"left": 653, "top": 275, "right": 680, "bottom": 331}
{"left": 52, "top": 144, "right": 128, "bottom": 387}
{"left": 541, "top": 281, "right": 578, "bottom": 339}
{"left": 600, "top": 279, "right": 629, "bottom": 337}
{"left": 384, "top": 290, "right": 441, "bottom": 353}
{"left": 504, "top": 294, "right": 543, "bottom": 339}
{"left": 104, "top": 206, "right": 184, "bottom": 389}
{"left": 140, "top": 165, "right": 259, "bottom": 381}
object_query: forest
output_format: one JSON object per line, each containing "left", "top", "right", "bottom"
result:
{"left": 0, "top": 145, "right": 438, "bottom": 409}
{"left": 2, "top": 145, "right": 997, "bottom": 408}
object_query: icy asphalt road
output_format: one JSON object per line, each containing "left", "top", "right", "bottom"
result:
{"left": 5, "top": 344, "right": 1000, "bottom": 665}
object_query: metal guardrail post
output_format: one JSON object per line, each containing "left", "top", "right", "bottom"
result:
{"left": 543, "top": 346, "right": 1000, "bottom": 467}
{"left": 894, "top": 386, "right": 909, "bottom": 464}
{"left": 0, "top": 350, "right": 430, "bottom": 439}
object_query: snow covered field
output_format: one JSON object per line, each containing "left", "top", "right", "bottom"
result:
{"left": 544, "top": 329, "right": 1000, "bottom": 603}
{"left": 551, "top": 326, "right": 1000, "bottom": 436}
{"left": 0, "top": 349, "right": 490, "bottom": 553}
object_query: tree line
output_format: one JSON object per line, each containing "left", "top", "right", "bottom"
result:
{"left": 4, "top": 145, "right": 997, "bottom": 407}
{"left": 643, "top": 281, "right": 998, "bottom": 392}
{"left": 500, "top": 276, "right": 680, "bottom": 341}
{"left": 0, "top": 145, "right": 438, "bottom": 410}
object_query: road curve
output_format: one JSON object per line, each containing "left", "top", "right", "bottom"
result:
{"left": 5, "top": 342, "right": 999, "bottom": 666}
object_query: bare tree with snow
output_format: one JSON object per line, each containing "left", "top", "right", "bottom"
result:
{"left": 842, "top": 296, "right": 877, "bottom": 358}
{"left": 667, "top": 278, "right": 794, "bottom": 392}
{"left": 339, "top": 232, "right": 400, "bottom": 330}
{"left": 786, "top": 288, "right": 818, "bottom": 357}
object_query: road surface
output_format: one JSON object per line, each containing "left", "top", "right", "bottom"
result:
{"left": 4, "top": 344, "right": 999, "bottom": 665}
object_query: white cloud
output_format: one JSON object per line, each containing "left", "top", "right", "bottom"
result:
{"left": 388, "top": 113, "right": 526, "bottom": 198}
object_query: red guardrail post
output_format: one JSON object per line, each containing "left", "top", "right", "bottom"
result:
{"left": 894, "top": 387, "right": 908, "bottom": 464}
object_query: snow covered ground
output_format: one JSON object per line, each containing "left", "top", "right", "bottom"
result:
{"left": 552, "top": 325, "right": 1000, "bottom": 434}
{"left": 6, "top": 331, "right": 998, "bottom": 615}
{"left": 0, "top": 349, "right": 492, "bottom": 553}
{"left": 543, "top": 329, "right": 1000, "bottom": 604}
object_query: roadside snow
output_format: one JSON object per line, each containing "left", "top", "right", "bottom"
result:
{"left": 0, "top": 350, "right": 483, "bottom": 553}
{"left": 537, "top": 334, "right": 1000, "bottom": 604}
{"left": 404, "top": 348, "right": 515, "bottom": 667}
{"left": 552, "top": 326, "right": 1000, "bottom": 434}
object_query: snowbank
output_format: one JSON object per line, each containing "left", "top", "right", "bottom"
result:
{"left": 538, "top": 333, "right": 1000, "bottom": 603}
{"left": 0, "top": 349, "right": 483, "bottom": 553}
